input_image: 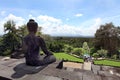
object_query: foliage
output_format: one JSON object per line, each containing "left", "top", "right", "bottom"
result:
{"left": 95, "top": 22, "right": 120, "bottom": 57}
{"left": 3, "top": 49, "right": 11, "bottom": 56}
{"left": 92, "top": 53, "right": 99, "bottom": 59}
{"left": 52, "top": 37, "right": 94, "bottom": 48}
{"left": 54, "top": 52, "right": 83, "bottom": 62}
{"left": 112, "top": 54, "right": 117, "bottom": 60}
{"left": 48, "top": 41, "right": 64, "bottom": 52}
{"left": 0, "top": 20, "right": 21, "bottom": 56}
{"left": 4, "top": 20, "right": 16, "bottom": 33}
{"left": 71, "top": 48, "right": 83, "bottom": 56}
{"left": 17, "top": 25, "right": 28, "bottom": 38}
{"left": 36, "top": 27, "right": 42, "bottom": 36}
{"left": 90, "top": 47, "right": 97, "bottom": 56}
{"left": 64, "top": 44, "right": 73, "bottom": 53}
{"left": 97, "top": 49, "right": 108, "bottom": 58}
{"left": 82, "top": 42, "right": 90, "bottom": 54}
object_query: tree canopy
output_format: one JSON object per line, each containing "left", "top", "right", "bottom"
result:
{"left": 95, "top": 22, "right": 120, "bottom": 57}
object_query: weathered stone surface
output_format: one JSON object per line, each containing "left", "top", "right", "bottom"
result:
{"left": 102, "top": 66, "right": 113, "bottom": 71}
{"left": 98, "top": 71, "right": 114, "bottom": 77}
{"left": 16, "top": 74, "right": 62, "bottom": 80}
{"left": 0, "top": 57, "right": 120, "bottom": 80}
{"left": 0, "top": 65, "right": 15, "bottom": 79}
{"left": 92, "top": 64, "right": 101, "bottom": 74}
{"left": 83, "top": 74, "right": 101, "bottom": 80}
{"left": 101, "top": 76, "right": 120, "bottom": 80}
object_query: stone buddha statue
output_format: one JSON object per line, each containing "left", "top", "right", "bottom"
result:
{"left": 23, "top": 19, "right": 56, "bottom": 66}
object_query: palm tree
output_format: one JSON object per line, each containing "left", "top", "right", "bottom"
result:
{"left": 4, "top": 20, "right": 19, "bottom": 52}
{"left": 4, "top": 20, "right": 16, "bottom": 33}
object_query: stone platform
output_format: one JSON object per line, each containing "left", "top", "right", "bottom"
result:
{"left": 0, "top": 57, "right": 120, "bottom": 80}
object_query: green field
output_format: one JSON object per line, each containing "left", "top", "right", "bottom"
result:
{"left": 53, "top": 52, "right": 83, "bottom": 63}
{"left": 53, "top": 52, "right": 120, "bottom": 67}
{"left": 94, "top": 60, "right": 120, "bottom": 67}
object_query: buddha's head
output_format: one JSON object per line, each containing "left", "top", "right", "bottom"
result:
{"left": 27, "top": 19, "right": 38, "bottom": 33}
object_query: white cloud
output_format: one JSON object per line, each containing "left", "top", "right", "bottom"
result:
{"left": 41, "top": 23, "right": 82, "bottom": 36}
{"left": 0, "top": 20, "right": 5, "bottom": 35}
{"left": 37, "top": 15, "right": 100, "bottom": 37}
{"left": 36, "top": 15, "right": 101, "bottom": 36}
{"left": 37, "top": 15, "right": 62, "bottom": 24}
{"left": 74, "top": 13, "right": 83, "bottom": 17}
{"left": 36, "top": 15, "right": 82, "bottom": 36}
{"left": 0, "top": 14, "right": 102, "bottom": 36}
{"left": 4, "top": 14, "right": 25, "bottom": 27}
{"left": 0, "top": 14, "right": 25, "bottom": 35}
{"left": 80, "top": 18, "right": 102, "bottom": 36}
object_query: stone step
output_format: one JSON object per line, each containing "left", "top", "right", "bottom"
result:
{"left": 83, "top": 62, "right": 92, "bottom": 70}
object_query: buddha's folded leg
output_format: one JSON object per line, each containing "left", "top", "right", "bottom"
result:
{"left": 38, "top": 55, "right": 56, "bottom": 65}
{"left": 26, "top": 55, "right": 56, "bottom": 66}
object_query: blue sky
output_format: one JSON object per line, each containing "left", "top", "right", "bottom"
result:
{"left": 0, "top": 0, "right": 120, "bottom": 36}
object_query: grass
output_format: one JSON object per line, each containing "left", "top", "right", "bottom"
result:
{"left": 53, "top": 52, "right": 120, "bottom": 67}
{"left": 94, "top": 59, "right": 120, "bottom": 67}
{"left": 53, "top": 52, "right": 83, "bottom": 63}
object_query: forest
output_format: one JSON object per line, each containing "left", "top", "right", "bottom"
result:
{"left": 0, "top": 20, "right": 120, "bottom": 60}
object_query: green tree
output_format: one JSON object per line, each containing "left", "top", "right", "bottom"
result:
{"left": 4, "top": 20, "right": 20, "bottom": 52}
{"left": 0, "top": 20, "right": 20, "bottom": 55}
{"left": 112, "top": 54, "right": 117, "bottom": 60}
{"left": 17, "top": 25, "right": 28, "bottom": 47}
{"left": 97, "top": 49, "right": 108, "bottom": 58}
{"left": 64, "top": 44, "right": 73, "bottom": 53}
{"left": 36, "top": 27, "right": 42, "bottom": 36}
{"left": 17, "top": 25, "right": 28, "bottom": 38}
{"left": 92, "top": 53, "right": 99, "bottom": 60}
{"left": 95, "top": 22, "right": 120, "bottom": 57}
{"left": 72, "top": 48, "right": 83, "bottom": 56}
{"left": 82, "top": 42, "right": 90, "bottom": 55}
{"left": 48, "top": 41, "right": 64, "bottom": 52}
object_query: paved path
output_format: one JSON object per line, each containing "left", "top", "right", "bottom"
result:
{"left": 83, "top": 62, "right": 92, "bottom": 70}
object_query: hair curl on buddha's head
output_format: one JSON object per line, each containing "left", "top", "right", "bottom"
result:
{"left": 27, "top": 19, "right": 38, "bottom": 33}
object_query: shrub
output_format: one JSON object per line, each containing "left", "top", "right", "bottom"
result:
{"left": 92, "top": 53, "right": 99, "bottom": 59}
{"left": 72, "top": 48, "right": 83, "bottom": 56}
{"left": 112, "top": 54, "right": 117, "bottom": 60}
{"left": 97, "top": 49, "right": 108, "bottom": 58}
{"left": 3, "top": 49, "right": 11, "bottom": 56}
{"left": 48, "top": 41, "right": 64, "bottom": 52}
{"left": 64, "top": 44, "right": 73, "bottom": 53}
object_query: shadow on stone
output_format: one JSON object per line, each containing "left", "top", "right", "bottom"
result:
{"left": 56, "top": 60, "right": 63, "bottom": 69}
{"left": 11, "top": 63, "right": 48, "bottom": 79}
{"left": 0, "top": 76, "right": 12, "bottom": 80}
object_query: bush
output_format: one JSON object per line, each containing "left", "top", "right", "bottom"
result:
{"left": 112, "top": 54, "right": 117, "bottom": 60}
{"left": 90, "top": 47, "right": 97, "bottom": 56}
{"left": 48, "top": 41, "right": 64, "bottom": 52}
{"left": 64, "top": 44, "right": 73, "bottom": 53}
{"left": 72, "top": 48, "right": 83, "bottom": 56}
{"left": 3, "top": 49, "right": 11, "bottom": 56}
{"left": 92, "top": 53, "right": 99, "bottom": 59}
{"left": 97, "top": 49, "right": 108, "bottom": 58}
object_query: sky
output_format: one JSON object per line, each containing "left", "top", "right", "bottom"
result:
{"left": 0, "top": 0, "right": 120, "bottom": 37}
